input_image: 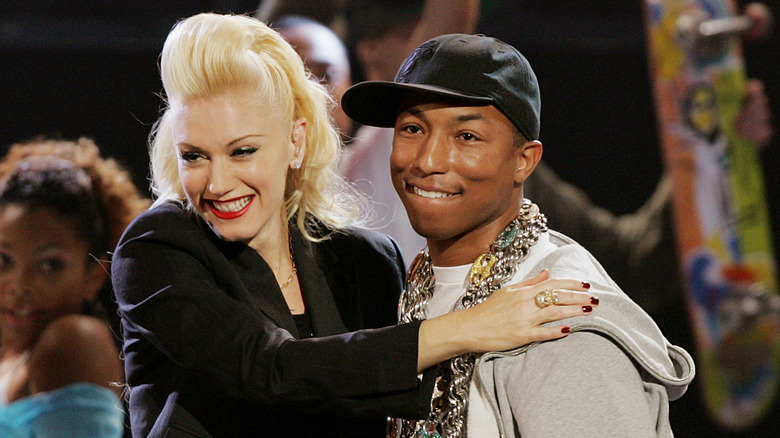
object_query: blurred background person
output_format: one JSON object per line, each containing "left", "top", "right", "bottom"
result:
{"left": 272, "top": 14, "right": 355, "bottom": 139}
{"left": 0, "top": 138, "right": 150, "bottom": 437}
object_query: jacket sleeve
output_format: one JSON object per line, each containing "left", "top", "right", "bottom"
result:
{"left": 111, "top": 205, "right": 426, "bottom": 415}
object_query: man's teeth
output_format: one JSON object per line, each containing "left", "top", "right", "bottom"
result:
{"left": 413, "top": 187, "right": 454, "bottom": 199}
{"left": 213, "top": 196, "right": 250, "bottom": 213}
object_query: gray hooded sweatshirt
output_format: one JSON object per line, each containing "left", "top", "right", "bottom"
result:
{"left": 426, "top": 230, "right": 695, "bottom": 437}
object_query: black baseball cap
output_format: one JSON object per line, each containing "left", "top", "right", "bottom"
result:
{"left": 342, "top": 33, "right": 541, "bottom": 141}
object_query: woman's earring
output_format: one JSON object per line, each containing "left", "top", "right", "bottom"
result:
{"left": 293, "top": 162, "right": 302, "bottom": 169}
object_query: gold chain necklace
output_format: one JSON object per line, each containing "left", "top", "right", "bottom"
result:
{"left": 390, "top": 199, "right": 548, "bottom": 438}
{"left": 279, "top": 233, "right": 297, "bottom": 290}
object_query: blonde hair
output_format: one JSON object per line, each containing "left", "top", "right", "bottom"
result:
{"left": 149, "top": 13, "right": 366, "bottom": 240}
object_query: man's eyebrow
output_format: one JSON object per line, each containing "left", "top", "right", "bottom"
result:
{"left": 403, "top": 107, "right": 425, "bottom": 118}
{"left": 456, "top": 113, "right": 485, "bottom": 123}
{"left": 401, "top": 108, "right": 486, "bottom": 123}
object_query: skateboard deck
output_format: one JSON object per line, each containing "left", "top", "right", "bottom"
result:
{"left": 644, "top": 0, "right": 780, "bottom": 430}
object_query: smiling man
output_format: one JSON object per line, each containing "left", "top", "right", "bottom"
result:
{"left": 342, "top": 33, "right": 695, "bottom": 437}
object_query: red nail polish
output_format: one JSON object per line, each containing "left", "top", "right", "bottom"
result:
{"left": 590, "top": 297, "right": 599, "bottom": 305}
{"left": 582, "top": 305, "right": 593, "bottom": 313}
{"left": 582, "top": 282, "right": 591, "bottom": 289}
{"left": 561, "top": 326, "right": 571, "bottom": 334}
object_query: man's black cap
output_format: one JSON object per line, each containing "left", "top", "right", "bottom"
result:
{"left": 342, "top": 33, "right": 541, "bottom": 141}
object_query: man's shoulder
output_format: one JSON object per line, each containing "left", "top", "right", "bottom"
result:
{"left": 527, "top": 230, "right": 607, "bottom": 278}
{"left": 488, "top": 330, "right": 643, "bottom": 393}
{"left": 545, "top": 229, "right": 585, "bottom": 248}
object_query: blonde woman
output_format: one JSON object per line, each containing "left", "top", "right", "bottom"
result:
{"left": 111, "top": 13, "right": 597, "bottom": 437}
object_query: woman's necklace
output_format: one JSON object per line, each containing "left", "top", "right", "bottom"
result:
{"left": 279, "top": 232, "right": 300, "bottom": 313}
{"left": 278, "top": 258, "right": 297, "bottom": 290}
{"left": 279, "top": 233, "right": 297, "bottom": 291}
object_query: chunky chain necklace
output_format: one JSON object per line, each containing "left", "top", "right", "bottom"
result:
{"left": 390, "top": 199, "right": 547, "bottom": 438}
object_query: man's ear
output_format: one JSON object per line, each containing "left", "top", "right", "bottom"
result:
{"left": 515, "top": 140, "right": 543, "bottom": 184}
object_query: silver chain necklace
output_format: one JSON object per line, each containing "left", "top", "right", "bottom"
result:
{"left": 390, "top": 199, "right": 547, "bottom": 438}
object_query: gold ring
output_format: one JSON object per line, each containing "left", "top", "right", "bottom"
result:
{"left": 534, "top": 289, "right": 559, "bottom": 308}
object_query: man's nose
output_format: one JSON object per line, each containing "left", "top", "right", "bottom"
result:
{"left": 412, "top": 132, "right": 450, "bottom": 175}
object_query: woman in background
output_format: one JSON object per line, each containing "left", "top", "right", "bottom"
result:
{"left": 0, "top": 138, "right": 150, "bottom": 437}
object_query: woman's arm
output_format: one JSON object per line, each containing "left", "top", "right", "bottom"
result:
{"left": 417, "top": 270, "right": 595, "bottom": 370}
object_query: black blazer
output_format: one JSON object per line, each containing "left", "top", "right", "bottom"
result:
{"left": 111, "top": 202, "right": 433, "bottom": 437}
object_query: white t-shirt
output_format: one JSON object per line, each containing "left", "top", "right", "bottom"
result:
{"left": 426, "top": 233, "right": 554, "bottom": 437}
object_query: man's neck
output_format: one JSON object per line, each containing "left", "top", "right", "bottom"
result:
{"left": 427, "top": 212, "right": 520, "bottom": 267}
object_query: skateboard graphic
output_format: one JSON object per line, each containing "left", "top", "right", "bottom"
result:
{"left": 644, "top": 0, "right": 780, "bottom": 430}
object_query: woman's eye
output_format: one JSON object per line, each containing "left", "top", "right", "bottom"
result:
{"left": 231, "top": 146, "right": 258, "bottom": 157}
{"left": 180, "top": 151, "right": 204, "bottom": 162}
{"left": 40, "top": 259, "right": 65, "bottom": 273}
{"left": 0, "top": 254, "right": 12, "bottom": 270}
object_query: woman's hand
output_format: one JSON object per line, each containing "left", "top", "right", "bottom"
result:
{"left": 417, "top": 270, "right": 597, "bottom": 371}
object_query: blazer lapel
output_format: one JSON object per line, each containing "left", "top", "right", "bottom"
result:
{"left": 219, "top": 238, "right": 299, "bottom": 336}
{"left": 203, "top": 216, "right": 354, "bottom": 338}
{"left": 293, "top": 231, "right": 349, "bottom": 336}
{"left": 195, "top": 212, "right": 300, "bottom": 334}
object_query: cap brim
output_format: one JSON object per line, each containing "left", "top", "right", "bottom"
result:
{"left": 341, "top": 81, "right": 494, "bottom": 128}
